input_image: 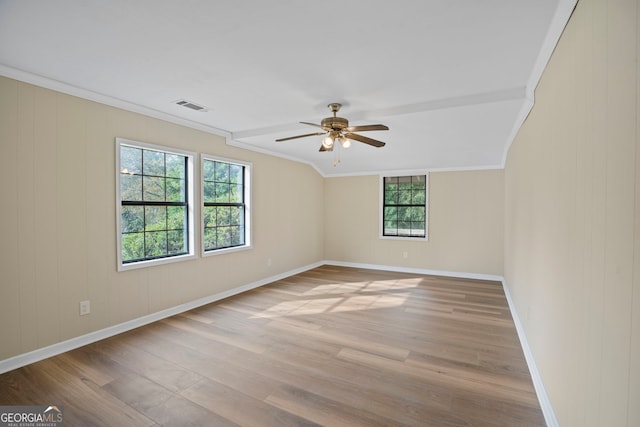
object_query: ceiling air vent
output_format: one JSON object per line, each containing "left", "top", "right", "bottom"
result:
{"left": 175, "top": 99, "right": 209, "bottom": 112}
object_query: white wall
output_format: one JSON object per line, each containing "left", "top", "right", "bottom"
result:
{"left": 504, "top": 0, "right": 640, "bottom": 425}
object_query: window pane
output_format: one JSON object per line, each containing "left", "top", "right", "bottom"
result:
{"left": 411, "top": 206, "right": 425, "bottom": 221}
{"left": 204, "top": 228, "right": 216, "bottom": 250}
{"left": 398, "top": 189, "right": 412, "bottom": 204}
{"left": 384, "top": 206, "right": 397, "bottom": 220}
{"left": 230, "top": 184, "right": 243, "bottom": 203}
{"left": 166, "top": 177, "right": 185, "bottom": 202}
{"left": 120, "top": 146, "right": 142, "bottom": 175}
{"left": 229, "top": 164, "right": 243, "bottom": 183}
{"left": 397, "top": 207, "right": 409, "bottom": 221}
{"left": 215, "top": 183, "right": 230, "bottom": 203}
{"left": 412, "top": 178, "right": 426, "bottom": 190}
{"left": 203, "top": 159, "right": 215, "bottom": 180}
{"left": 398, "top": 221, "right": 411, "bottom": 234}
{"left": 384, "top": 190, "right": 397, "bottom": 205}
{"left": 203, "top": 206, "right": 216, "bottom": 228}
{"left": 411, "top": 222, "right": 425, "bottom": 234}
{"left": 214, "top": 161, "right": 230, "bottom": 182}
{"left": 167, "top": 230, "right": 186, "bottom": 254}
{"left": 167, "top": 206, "right": 186, "bottom": 230}
{"left": 122, "top": 232, "right": 144, "bottom": 261}
{"left": 166, "top": 154, "right": 184, "bottom": 179}
{"left": 204, "top": 181, "right": 215, "bottom": 203}
{"left": 143, "top": 150, "right": 165, "bottom": 176}
{"left": 121, "top": 206, "right": 144, "bottom": 233}
{"left": 217, "top": 227, "right": 231, "bottom": 247}
{"left": 230, "top": 226, "right": 243, "bottom": 246}
{"left": 145, "top": 206, "right": 167, "bottom": 231}
{"left": 144, "top": 176, "right": 165, "bottom": 201}
{"left": 121, "top": 174, "right": 142, "bottom": 201}
{"left": 230, "top": 206, "right": 243, "bottom": 226}
{"left": 412, "top": 189, "right": 426, "bottom": 204}
{"left": 145, "top": 231, "right": 167, "bottom": 257}
{"left": 217, "top": 207, "right": 230, "bottom": 226}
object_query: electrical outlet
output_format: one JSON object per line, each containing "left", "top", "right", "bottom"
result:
{"left": 79, "top": 300, "right": 91, "bottom": 316}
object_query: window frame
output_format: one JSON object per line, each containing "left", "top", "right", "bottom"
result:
{"left": 201, "top": 153, "right": 252, "bottom": 257}
{"left": 379, "top": 172, "right": 429, "bottom": 241}
{"left": 115, "top": 138, "right": 197, "bottom": 271}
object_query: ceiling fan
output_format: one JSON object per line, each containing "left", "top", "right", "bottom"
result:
{"left": 276, "top": 103, "right": 389, "bottom": 152}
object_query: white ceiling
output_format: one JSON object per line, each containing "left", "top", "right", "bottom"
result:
{"left": 0, "top": 0, "right": 576, "bottom": 176}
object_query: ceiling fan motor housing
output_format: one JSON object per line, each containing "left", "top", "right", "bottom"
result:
{"left": 321, "top": 116, "right": 349, "bottom": 130}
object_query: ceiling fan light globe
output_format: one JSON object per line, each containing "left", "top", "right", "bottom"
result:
{"left": 322, "top": 135, "right": 334, "bottom": 148}
{"left": 341, "top": 138, "right": 351, "bottom": 149}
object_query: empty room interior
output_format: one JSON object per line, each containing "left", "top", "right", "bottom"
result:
{"left": 0, "top": 0, "right": 639, "bottom": 426}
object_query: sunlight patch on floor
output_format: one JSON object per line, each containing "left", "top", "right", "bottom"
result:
{"left": 302, "top": 279, "right": 418, "bottom": 296}
{"left": 252, "top": 293, "right": 408, "bottom": 318}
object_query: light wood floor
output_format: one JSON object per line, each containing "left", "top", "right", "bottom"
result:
{"left": 0, "top": 266, "right": 545, "bottom": 426}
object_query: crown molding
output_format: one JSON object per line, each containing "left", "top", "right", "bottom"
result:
{"left": 0, "top": 64, "right": 232, "bottom": 140}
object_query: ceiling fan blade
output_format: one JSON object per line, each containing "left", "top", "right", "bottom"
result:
{"left": 344, "top": 124, "right": 389, "bottom": 132}
{"left": 319, "top": 144, "right": 333, "bottom": 152}
{"left": 276, "top": 131, "right": 326, "bottom": 142}
{"left": 344, "top": 132, "right": 386, "bottom": 148}
{"left": 300, "top": 121, "right": 326, "bottom": 130}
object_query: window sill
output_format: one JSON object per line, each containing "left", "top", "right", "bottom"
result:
{"left": 117, "top": 253, "right": 197, "bottom": 272}
{"left": 379, "top": 235, "right": 429, "bottom": 241}
{"left": 202, "top": 244, "right": 252, "bottom": 258}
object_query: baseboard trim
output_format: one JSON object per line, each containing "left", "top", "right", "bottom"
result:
{"left": 0, "top": 261, "right": 323, "bottom": 375}
{"left": 501, "top": 278, "right": 559, "bottom": 427}
{"left": 323, "top": 260, "right": 504, "bottom": 282}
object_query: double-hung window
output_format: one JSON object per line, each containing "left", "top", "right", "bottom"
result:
{"left": 381, "top": 174, "right": 428, "bottom": 239}
{"left": 202, "top": 155, "right": 251, "bottom": 255}
{"left": 116, "top": 138, "right": 196, "bottom": 270}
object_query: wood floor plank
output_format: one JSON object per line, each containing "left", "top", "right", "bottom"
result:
{"left": 181, "top": 377, "right": 322, "bottom": 427}
{"left": 264, "top": 384, "right": 410, "bottom": 427}
{"left": 93, "top": 337, "right": 204, "bottom": 393}
{"left": 0, "top": 266, "right": 545, "bottom": 426}
{"left": 266, "top": 317, "right": 411, "bottom": 361}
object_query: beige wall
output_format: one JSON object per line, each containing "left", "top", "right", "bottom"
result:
{"left": 504, "top": 0, "right": 640, "bottom": 425}
{"left": 324, "top": 170, "right": 504, "bottom": 276}
{"left": 0, "top": 77, "right": 324, "bottom": 361}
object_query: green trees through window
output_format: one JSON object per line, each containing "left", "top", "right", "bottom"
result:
{"left": 202, "top": 158, "right": 247, "bottom": 251}
{"left": 119, "top": 144, "right": 190, "bottom": 264}
{"left": 117, "top": 139, "right": 250, "bottom": 269}
{"left": 383, "top": 175, "right": 427, "bottom": 238}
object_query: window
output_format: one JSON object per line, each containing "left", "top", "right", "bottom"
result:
{"left": 381, "top": 174, "right": 428, "bottom": 239}
{"left": 116, "top": 138, "right": 196, "bottom": 271}
{"left": 202, "top": 155, "right": 251, "bottom": 254}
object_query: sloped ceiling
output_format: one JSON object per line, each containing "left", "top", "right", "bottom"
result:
{"left": 0, "top": 0, "right": 576, "bottom": 176}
